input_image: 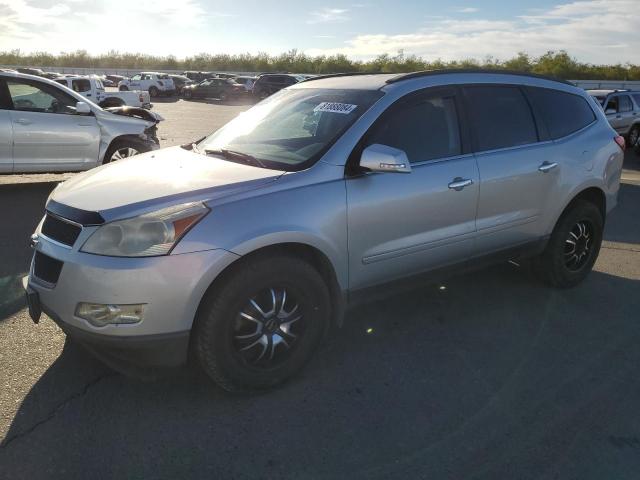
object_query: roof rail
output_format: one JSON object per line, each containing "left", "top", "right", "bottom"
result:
{"left": 385, "top": 69, "right": 575, "bottom": 86}
{"left": 297, "top": 72, "right": 383, "bottom": 83}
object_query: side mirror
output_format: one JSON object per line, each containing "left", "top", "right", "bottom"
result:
{"left": 359, "top": 144, "right": 411, "bottom": 173}
{"left": 605, "top": 108, "right": 616, "bottom": 115}
{"left": 75, "top": 101, "right": 91, "bottom": 115}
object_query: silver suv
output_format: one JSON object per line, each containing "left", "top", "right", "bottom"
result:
{"left": 24, "top": 71, "right": 624, "bottom": 391}
{"left": 587, "top": 89, "right": 640, "bottom": 147}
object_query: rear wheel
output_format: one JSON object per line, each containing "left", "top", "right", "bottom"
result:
{"left": 149, "top": 86, "right": 159, "bottom": 98}
{"left": 532, "top": 200, "right": 603, "bottom": 288}
{"left": 194, "top": 254, "right": 331, "bottom": 392}
{"left": 103, "top": 138, "right": 152, "bottom": 164}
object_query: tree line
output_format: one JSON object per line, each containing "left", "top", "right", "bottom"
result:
{"left": 1, "top": 49, "right": 639, "bottom": 80}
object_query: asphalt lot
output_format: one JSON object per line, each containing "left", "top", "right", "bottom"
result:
{"left": 1, "top": 97, "right": 640, "bottom": 479}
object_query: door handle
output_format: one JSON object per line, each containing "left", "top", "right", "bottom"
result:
{"left": 14, "top": 118, "right": 31, "bottom": 125}
{"left": 538, "top": 161, "right": 558, "bottom": 173}
{"left": 448, "top": 177, "right": 473, "bottom": 191}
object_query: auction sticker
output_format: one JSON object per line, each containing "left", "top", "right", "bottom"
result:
{"left": 314, "top": 102, "right": 358, "bottom": 114}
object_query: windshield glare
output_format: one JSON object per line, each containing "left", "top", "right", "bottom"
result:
{"left": 198, "top": 88, "right": 383, "bottom": 170}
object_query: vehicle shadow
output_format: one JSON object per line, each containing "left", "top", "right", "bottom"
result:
{"left": 2, "top": 264, "right": 639, "bottom": 478}
{"left": 0, "top": 183, "right": 56, "bottom": 322}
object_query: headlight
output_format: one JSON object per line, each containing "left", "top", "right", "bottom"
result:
{"left": 81, "top": 202, "right": 209, "bottom": 257}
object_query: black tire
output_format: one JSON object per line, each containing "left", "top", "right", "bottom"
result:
{"left": 183, "top": 89, "right": 192, "bottom": 99}
{"left": 103, "top": 137, "right": 152, "bottom": 164}
{"left": 194, "top": 254, "right": 331, "bottom": 392}
{"left": 627, "top": 125, "right": 639, "bottom": 149}
{"left": 532, "top": 200, "right": 603, "bottom": 288}
{"left": 119, "top": 85, "right": 128, "bottom": 91}
{"left": 149, "top": 86, "right": 159, "bottom": 98}
{"left": 219, "top": 91, "right": 228, "bottom": 102}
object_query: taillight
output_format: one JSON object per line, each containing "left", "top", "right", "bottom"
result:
{"left": 158, "top": 80, "right": 164, "bottom": 86}
{"left": 139, "top": 94, "right": 144, "bottom": 102}
{"left": 614, "top": 135, "right": 625, "bottom": 151}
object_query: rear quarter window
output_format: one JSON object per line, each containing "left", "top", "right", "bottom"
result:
{"left": 526, "top": 87, "right": 596, "bottom": 140}
{"left": 463, "top": 85, "right": 538, "bottom": 152}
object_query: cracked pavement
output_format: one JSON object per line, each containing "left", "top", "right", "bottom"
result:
{"left": 1, "top": 100, "right": 640, "bottom": 479}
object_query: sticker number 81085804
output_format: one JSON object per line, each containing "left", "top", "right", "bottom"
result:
{"left": 313, "top": 102, "right": 358, "bottom": 114}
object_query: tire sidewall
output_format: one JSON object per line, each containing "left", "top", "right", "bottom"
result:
{"left": 543, "top": 201, "right": 603, "bottom": 287}
{"left": 195, "top": 256, "right": 330, "bottom": 391}
{"left": 103, "top": 138, "right": 152, "bottom": 164}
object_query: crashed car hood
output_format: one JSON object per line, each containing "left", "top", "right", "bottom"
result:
{"left": 49, "top": 146, "right": 285, "bottom": 217}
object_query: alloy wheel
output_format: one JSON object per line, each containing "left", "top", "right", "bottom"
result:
{"left": 110, "top": 147, "right": 139, "bottom": 161}
{"left": 564, "top": 220, "right": 593, "bottom": 271}
{"left": 232, "top": 287, "right": 303, "bottom": 368}
{"left": 629, "top": 128, "right": 639, "bottom": 147}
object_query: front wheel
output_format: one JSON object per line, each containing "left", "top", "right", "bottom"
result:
{"left": 532, "top": 200, "right": 603, "bottom": 288}
{"left": 119, "top": 85, "right": 128, "bottom": 91}
{"left": 103, "top": 138, "right": 152, "bottom": 164}
{"left": 194, "top": 254, "right": 331, "bottom": 392}
{"left": 149, "top": 86, "right": 159, "bottom": 98}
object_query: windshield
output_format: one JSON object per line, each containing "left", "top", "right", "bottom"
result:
{"left": 198, "top": 88, "right": 383, "bottom": 170}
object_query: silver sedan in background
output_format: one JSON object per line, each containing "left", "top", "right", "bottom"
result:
{"left": 0, "top": 72, "right": 162, "bottom": 173}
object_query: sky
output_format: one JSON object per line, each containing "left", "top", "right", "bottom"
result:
{"left": 0, "top": 0, "right": 639, "bottom": 64}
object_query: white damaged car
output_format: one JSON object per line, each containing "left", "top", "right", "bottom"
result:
{"left": 0, "top": 71, "right": 163, "bottom": 173}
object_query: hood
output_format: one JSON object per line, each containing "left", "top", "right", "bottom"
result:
{"left": 49, "top": 146, "right": 285, "bottom": 217}
{"left": 104, "top": 106, "right": 164, "bottom": 124}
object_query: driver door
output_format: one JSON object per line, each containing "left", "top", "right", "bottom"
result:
{"left": 346, "top": 87, "right": 479, "bottom": 290}
{"left": 7, "top": 78, "right": 100, "bottom": 172}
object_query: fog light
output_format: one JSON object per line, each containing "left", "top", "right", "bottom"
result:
{"left": 75, "top": 303, "right": 145, "bottom": 327}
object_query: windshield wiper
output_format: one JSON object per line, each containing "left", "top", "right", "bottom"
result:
{"left": 203, "top": 148, "right": 267, "bottom": 168}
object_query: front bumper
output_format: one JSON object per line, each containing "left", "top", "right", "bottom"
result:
{"left": 25, "top": 229, "right": 239, "bottom": 368}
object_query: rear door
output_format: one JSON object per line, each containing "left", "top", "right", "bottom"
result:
{"left": 463, "top": 84, "right": 561, "bottom": 255}
{"left": 0, "top": 79, "right": 13, "bottom": 172}
{"left": 616, "top": 95, "right": 634, "bottom": 134}
{"left": 346, "top": 87, "right": 479, "bottom": 290}
{"left": 604, "top": 95, "right": 625, "bottom": 133}
{"left": 7, "top": 78, "right": 100, "bottom": 172}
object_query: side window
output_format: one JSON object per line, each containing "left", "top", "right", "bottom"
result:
{"left": 143, "top": 74, "right": 152, "bottom": 81}
{"left": 464, "top": 86, "right": 538, "bottom": 151}
{"left": 71, "top": 79, "right": 91, "bottom": 93}
{"left": 605, "top": 96, "right": 619, "bottom": 113}
{"left": 619, "top": 95, "right": 632, "bottom": 113}
{"left": 7, "top": 80, "right": 77, "bottom": 114}
{"left": 131, "top": 74, "right": 141, "bottom": 81}
{"left": 632, "top": 94, "right": 640, "bottom": 109}
{"left": 54, "top": 79, "right": 67, "bottom": 86}
{"left": 526, "top": 87, "right": 596, "bottom": 139}
{"left": 367, "top": 95, "right": 462, "bottom": 163}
